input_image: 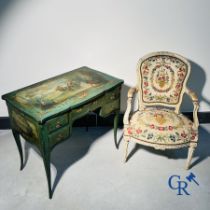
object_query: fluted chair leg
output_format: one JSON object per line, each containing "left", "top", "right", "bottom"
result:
{"left": 124, "top": 139, "right": 129, "bottom": 163}
{"left": 186, "top": 146, "right": 195, "bottom": 170}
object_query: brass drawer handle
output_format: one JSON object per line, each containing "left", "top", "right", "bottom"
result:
{"left": 56, "top": 134, "right": 64, "bottom": 141}
{"left": 76, "top": 108, "right": 82, "bottom": 112}
{"left": 56, "top": 121, "right": 61, "bottom": 128}
{"left": 110, "top": 95, "right": 115, "bottom": 100}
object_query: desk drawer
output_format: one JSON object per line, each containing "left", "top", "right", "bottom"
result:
{"left": 70, "top": 95, "right": 105, "bottom": 121}
{"left": 100, "top": 99, "right": 120, "bottom": 117}
{"left": 46, "top": 113, "right": 68, "bottom": 133}
{"left": 105, "top": 86, "right": 121, "bottom": 101}
{"left": 49, "top": 125, "right": 69, "bottom": 147}
{"left": 71, "top": 105, "right": 89, "bottom": 121}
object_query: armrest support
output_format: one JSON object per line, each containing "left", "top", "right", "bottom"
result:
{"left": 123, "top": 87, "right": 138, "bottom": 125}
{"left": 185, "top": 88, "right": 199, "bottom": 129}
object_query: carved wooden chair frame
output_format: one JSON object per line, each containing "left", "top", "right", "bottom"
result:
{"left": 123, "top": 51, "right": 199, "bottom": 169}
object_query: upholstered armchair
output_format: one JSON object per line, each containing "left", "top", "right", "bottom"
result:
{"left": 123, "top": 52, "right": 199, "bottom": 169}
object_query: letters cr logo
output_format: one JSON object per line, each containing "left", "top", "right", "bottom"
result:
{"left": 168, "top": 175, "right": 190, "bottom": 195}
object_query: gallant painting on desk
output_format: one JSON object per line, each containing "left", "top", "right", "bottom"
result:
{"left": 3, "top": 67, "right": 122, "bottom": 123}
{"left": 14, "top": 68, "right": 108, "bottom": 110}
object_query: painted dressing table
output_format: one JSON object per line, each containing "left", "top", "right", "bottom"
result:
{"left": 2, "top": 66, "right": 123, "bottom": 198}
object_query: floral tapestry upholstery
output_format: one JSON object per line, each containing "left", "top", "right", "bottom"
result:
{"left": 124, "top": 108, "right": 197, "bottom": 146}
{"left": 124, "top": 52, "right": 199, "bottom": 168}
{"left": 139, "top": 55, "right": 188, "bottom": 105}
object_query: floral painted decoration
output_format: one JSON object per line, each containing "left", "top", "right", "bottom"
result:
{"left": 139, "top": 55, "right": 188, "bottom": 105}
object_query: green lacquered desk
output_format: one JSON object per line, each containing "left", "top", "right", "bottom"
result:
{"left": 2, "top": 67, "right": 123, "bottom": 198}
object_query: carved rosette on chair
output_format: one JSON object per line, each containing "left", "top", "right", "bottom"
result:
{"left": 123, "top": 51, "right": 199, "bottom": 169}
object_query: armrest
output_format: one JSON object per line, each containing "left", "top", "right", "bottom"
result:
{"left": 185, "top": 88, "right": 199, "bottom": 129}
{"left": 123, "top": 87, "right": 138, "bottom": 125}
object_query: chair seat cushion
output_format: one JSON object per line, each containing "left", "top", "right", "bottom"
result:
{"left": 124, "top": 108, "right": 197, "bottom": 146}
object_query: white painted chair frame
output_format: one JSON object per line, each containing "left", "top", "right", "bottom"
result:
{"left": 123, "top": 51, "right": 199, "bottom": 169}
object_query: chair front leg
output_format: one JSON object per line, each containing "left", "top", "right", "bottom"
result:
{"left": 124, "top": 136, "right": 130, "bottom": 163}
{"left": 185, "top": 144, "right": 197, "bottom": 170}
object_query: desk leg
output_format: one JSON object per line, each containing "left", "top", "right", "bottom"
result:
{"left": 12, "top": 130, "right": 24, "bottom": 170}
{"left": 114, "top": 110, "right": 119, "bottom": 148}
{"left": 41, "top": 137, "right": 52, "bottom": 199}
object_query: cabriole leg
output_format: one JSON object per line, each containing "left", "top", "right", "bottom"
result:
{"left": 12, "top": 129, "right": 24, "bottom": 170}
{"left": 41, "top": 145, "right": 52, "bottom": 199}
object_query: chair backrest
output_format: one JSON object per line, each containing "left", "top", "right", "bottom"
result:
{"left": 137, "top": 51, "right": 191, "bottom": 112}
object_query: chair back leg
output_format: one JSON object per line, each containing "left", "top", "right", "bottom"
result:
{"left": 186, "top": 145, "right": 196, "bottom": 170}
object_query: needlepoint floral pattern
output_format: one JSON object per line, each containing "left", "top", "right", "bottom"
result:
{"left": 140, "top": 55, "right": 188, "bottom": 105}
{"left": 123, "top": 52, "right": 199, "bottom": 168}
{"left": 124, "top": 108, "right": 197, "bottom": 145}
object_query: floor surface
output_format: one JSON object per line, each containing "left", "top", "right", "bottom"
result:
{"left": 0, "top": 125, "right": 210, "bottom": 210}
